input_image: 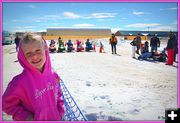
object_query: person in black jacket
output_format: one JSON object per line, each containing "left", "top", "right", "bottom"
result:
{"left": 150, "top": 34, "right": 160, "bottom": 53}
{"left": 166, "top": 32, "right": 176, "bottom": 65}
{"left": 15, "top": 35, "right": 21, "bottom": 52}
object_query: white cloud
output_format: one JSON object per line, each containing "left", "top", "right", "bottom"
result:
{"left": 125, "top": 22, "right": 177, "bottom": 31}
{"left": 12, "top": 26, "right": 47, "bottom": 32}
{"left": 23, "top": 26, "right": 35, "bottom": 29}
{"left": 63, "top": 12, "right": 117, "bottom": 19}
{"left": 88, "top": 13, "right": 117, "bottom": 19}
{"left": 160, "top": 7, "right": 177, "bottom": 11}
{"left": 150, "top": 25, "right": 177, "bottom": 31}
{"left": 125, "top": 23, "right": 161, "bottom": 28}
{"left": 63, "top": 12, "right": 80, "bottom": 19}
{"left": 35, "top": 12, "right": 115, "bottom": 22}
{"left": 35, "top": 14, "right": 61, "bottom": 22}
{"left": 73, "top": 24, "right": 96, "bottom": 27}
{"left": 46, "top": 26, "right": 69, "bottom": 29}
{"left": 132, "top": 11, "right": 151, "bottom": 16}
{"left": 28, "top": 5, "right": 36, "bottom": 9}
{"left": 132, "top": 11, "right": 145, "bottom": 15}
{"left": 14, "top": 29, "right": 34, "bottom": 32}
{"left": 14, "top": 26, "right": 35, "bottom": 32}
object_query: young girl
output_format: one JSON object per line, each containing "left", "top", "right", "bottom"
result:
{"left": 3, "top": 33, "right": 64, "bottom": 121}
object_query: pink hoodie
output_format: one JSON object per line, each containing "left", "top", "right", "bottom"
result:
{"left": 3, "top": 40, "right": 64, "bottom": 121}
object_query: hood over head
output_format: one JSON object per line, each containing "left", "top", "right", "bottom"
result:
{"left": 18, "top": 36, "right": 52, "bottom": 76}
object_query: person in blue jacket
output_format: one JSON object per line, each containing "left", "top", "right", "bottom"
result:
{"left": 66, "top": 40, "right": 74, "bottom": 52}
{"left": 85, "top": 39, "right": 93, "bottom": 51}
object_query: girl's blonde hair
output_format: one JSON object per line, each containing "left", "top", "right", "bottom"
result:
{"left": 21, "top": 32, "right": 45, "bottom": 46}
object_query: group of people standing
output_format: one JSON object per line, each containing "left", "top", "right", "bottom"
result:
{"left": 130, "top": 32, "right": 178, "bottom": 65}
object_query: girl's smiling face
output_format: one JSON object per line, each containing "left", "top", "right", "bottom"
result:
{"left": 21, "top": 41, "right": 46, "bottom": 72}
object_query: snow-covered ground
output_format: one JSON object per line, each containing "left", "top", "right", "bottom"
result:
{"left": 2, "top": 37, "right": 178, "bottom": 121}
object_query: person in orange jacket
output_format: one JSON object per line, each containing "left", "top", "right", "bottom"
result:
{"left": 109, "top": 33, "right": 118, "bottom": 54}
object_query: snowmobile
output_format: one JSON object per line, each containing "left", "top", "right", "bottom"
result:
{"left": 66, "top": 40, "right": 75, "bottom": 52}
{"left": 49, "top": 40, "right": 56, "bottom": 53}
{"left": 57, "top": 37, "right": 66, "bottom": 53}
{"left": 76, "top": 40, "right": 84, "bottom": 52}
{"left": 85, "top": 45, "right": 93, "bottom": 52}
{"left": 58, "top": 44, "right": 66, "bottom": 53}
{"left": 85, "top": 39, "right": 93, "bottom": 52}
{"left": 152, "top": 49, "right": 167, "bottom": 62}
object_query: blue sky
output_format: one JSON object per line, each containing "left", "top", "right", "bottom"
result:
{"left": 3, "top": 2, "right": 178, "bottom": 32}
